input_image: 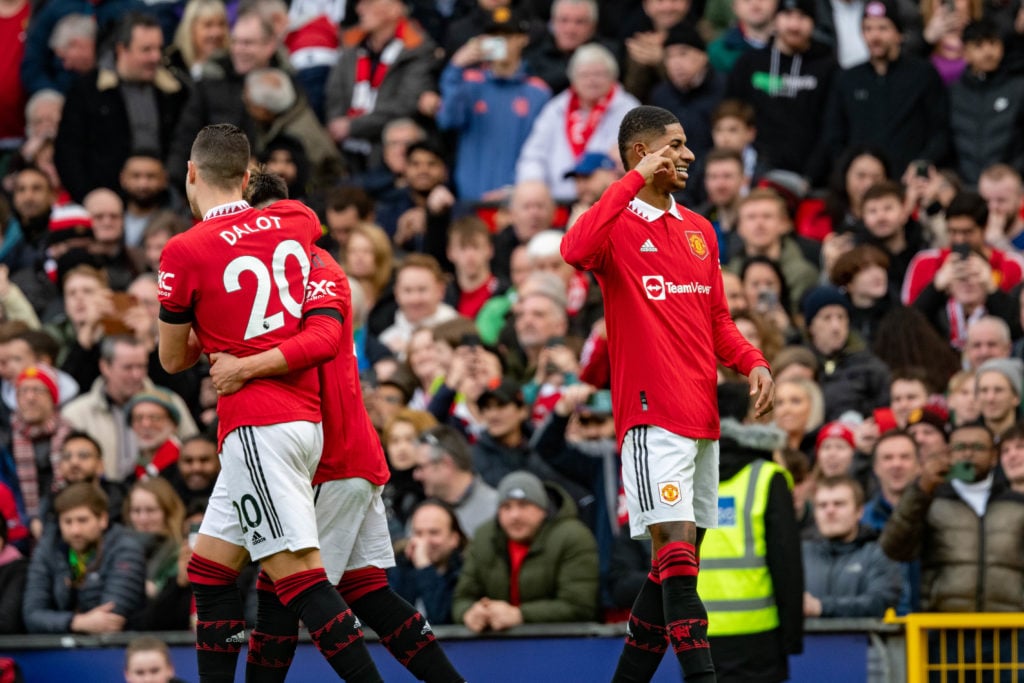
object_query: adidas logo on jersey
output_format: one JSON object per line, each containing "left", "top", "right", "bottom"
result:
{"left": 251, "top": 531, "right": 266, "bottom": 545}
{"left": 226, "top": 630, "right": 247, "bottom": 644}
{"left": 640, "top": 239, "right": 658, "bottom": 253}
{"left": 421, "top": 620, "right": 433, "bottom": 635}
{"left": 353, "top": 617, "right": 362, "bottom": 629}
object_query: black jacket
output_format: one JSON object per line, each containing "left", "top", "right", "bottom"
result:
{"left": 726, "top": 41, "right": 837, "bottom": 182}
{"left": 811, "top": 334, "right": 891, "bottom": 422}
{"left": 949, "top": 66, "right": 1024, "bottom": 185}
{"left": 824, "top": 52, "right": 950, "bottom": 174}
{"left": 650, "top": 68, "right": 727, "bottom": 164}
{"left": 54, "top": 67, "right": 188, "bottom": 203}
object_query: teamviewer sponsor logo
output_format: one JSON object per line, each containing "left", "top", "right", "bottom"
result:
{"left": 643, "top": 275, "right": 711, "bottom": 299}
{"left": 643, "top": 275, "right": 666, "bottom": 300}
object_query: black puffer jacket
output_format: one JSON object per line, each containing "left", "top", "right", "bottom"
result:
{"left": 949, "top": 67, "right": 1024, "bottom": 185}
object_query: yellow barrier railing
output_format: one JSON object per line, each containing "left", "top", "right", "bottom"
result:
{"left": 885, "top": 609, "right": 1024, "bottom": 682}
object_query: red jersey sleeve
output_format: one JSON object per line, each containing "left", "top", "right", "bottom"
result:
{"left": 278, "top": 248, "right": 347, "bottom": 370}
{"left": 562, "top": 170, "right": 646, "bottom": 272}
{"left": 157, "top": 234, "right": 198, "bottom": 323}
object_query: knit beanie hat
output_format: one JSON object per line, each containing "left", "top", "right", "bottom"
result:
{"left": 777, "top": 0, "right": 816, "bottom": 21}
{"left": 16, "top": 364, "right": 60, "bottom": 405}
{"left": 906, "top": 405, "right": 950, "bottom": 441}
{"left": 801, "top": 285, "right": 851, "bottom": 326}
{"left": 863, "top": 0, "right": 903, "bottom": 33}
{"left": 664, "top": 21, "right": 706, "bottom": 52}
{"left": 815, "top": 421, "right": 856, "bottom": 452}
{"left": 497, "top": 471, "right": 549, "bottom": 510}
{"left": 977, "top": 358, "right": 1024, "bottom": 398}
{"left": 125, "top": 388, "right": 182, "bottom": 425}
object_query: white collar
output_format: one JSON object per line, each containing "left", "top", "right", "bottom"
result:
{"left": 203, "top": 200, "right": 251, "bottom": 221}
{"left": 627, "top": 195, "right": 683, "bottom": 223}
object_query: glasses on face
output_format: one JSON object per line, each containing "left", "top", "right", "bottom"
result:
{"left": 950, "top": 442, "right": 991, "bottom": 454}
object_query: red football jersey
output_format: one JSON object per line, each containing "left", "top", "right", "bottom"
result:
{"left": 158, "top": 200, "right": 323, "bottom": 446}
{"left": 304, "top": 247, "right": 389, "bottom": 486}
{"left": 562, "top": 171, "right": 768, "bottom": 446}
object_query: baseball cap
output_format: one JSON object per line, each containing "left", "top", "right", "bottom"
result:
{"left": 484, "top": 6, "right": 529, "bottom": 34}
{"left": 497, "top": 470, "right": 549, "bottom": 510}
{"left": 563, "top": 152, "right": 617, "bottom": 179}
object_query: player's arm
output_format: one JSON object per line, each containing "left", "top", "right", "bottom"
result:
{"left": 158, "top": 321, "right": 203, "bottom": 374}
{"left": 561, "top": 148, "right": 675, "bottom": 271}
{"left": 210, "top": 309, "right": 343, "bottom": 395}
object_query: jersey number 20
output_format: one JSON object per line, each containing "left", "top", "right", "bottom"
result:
{"left": 223, "top": 239, "right": 311, "bottom": 340}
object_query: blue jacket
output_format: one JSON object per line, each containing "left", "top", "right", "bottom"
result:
{"left": 437, "top": 64, "right": 550, "bottom": 202}
{"left": 20, "top": 0, "right": 146, "bottom": 96}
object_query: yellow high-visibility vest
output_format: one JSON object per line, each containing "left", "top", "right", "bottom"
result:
{"left": 698, "top": 458, "right": 791, "bottom": 637}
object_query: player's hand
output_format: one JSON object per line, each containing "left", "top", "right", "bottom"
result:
{"left": 209, "top": 352, "right": 250, "bottom": 396}
{"left": 486, "top": 600, "right": 523, "bottom": 631}
{"left": 634, "top": 145, "right": 675, "bottom": 183}
{"left": 462, "top": 599, "right": 490, "bottom": 633}
{"left": 748, "top": 366, "right": 774, "bottom": 418}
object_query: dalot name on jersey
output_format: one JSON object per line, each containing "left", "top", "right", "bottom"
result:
{"left": 219, "top": 214, "right": 284, "bottom": 246}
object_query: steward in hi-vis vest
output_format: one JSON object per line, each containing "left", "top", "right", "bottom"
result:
{"left": 699, "top": 391, "right": 804, "bottom": 683}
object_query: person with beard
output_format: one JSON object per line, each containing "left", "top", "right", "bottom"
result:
{"left": 880, "top": 423, "right": 1024, "bottom": 668}
{"left": 37, "top": 431, "right": 127, "bottom": 530}
{"left": 696, "top": 149, "right": 746, "bottom": 254}
{"left": 82, "top": 189, "right": 138, "bottom": 292}
{"left": 9, "top": 364, "right": 75, "bottom": 539}
{"left": 4, "top": 167, "right": 55, "bottom": 274}
{"left": 725, "top": 0, "right": 837, "bottom": 184}
{"left": 374, "top": 141, "right": 456, "bottom": 255}
{"left": 698, "top": 382, "right": 802, "bottom": 683}
{"left": 160, "top": 434, "right": 218, "bottom": 508}
{"left": 22, "top": 482, "right": 146, "bottom": 633}
{"left": 823, "top": 0, "right": 949, "bottom": 177}
{"left": 119, "top": 153, "right": 175, "bottom": 250}
{"left": 54, "top": 13, "right": 187, "bottom": 204}
{"left": 125, "top": 389, "right": 181, "bottom": 483}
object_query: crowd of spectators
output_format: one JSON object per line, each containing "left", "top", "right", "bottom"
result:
{"left": 0, "top": 0, "right": 1023, "bottom": 672}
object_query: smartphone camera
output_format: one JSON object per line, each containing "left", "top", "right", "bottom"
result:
{"left": 479, "top": 36, "right": 508, "bottom": 61}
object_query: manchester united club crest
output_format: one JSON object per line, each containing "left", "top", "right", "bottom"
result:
{"left": 659, "top": 481, "right": 681, "bottom": 506}
{"left": 686, "top": 231, "right": 708, "bottom": 260}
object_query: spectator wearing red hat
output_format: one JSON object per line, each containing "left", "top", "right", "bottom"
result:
{"left": 814, "top": 421, "right": 856, "bottom": 478}
{"left": 10, "top": 363, "right": 74, "bottom": 538}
